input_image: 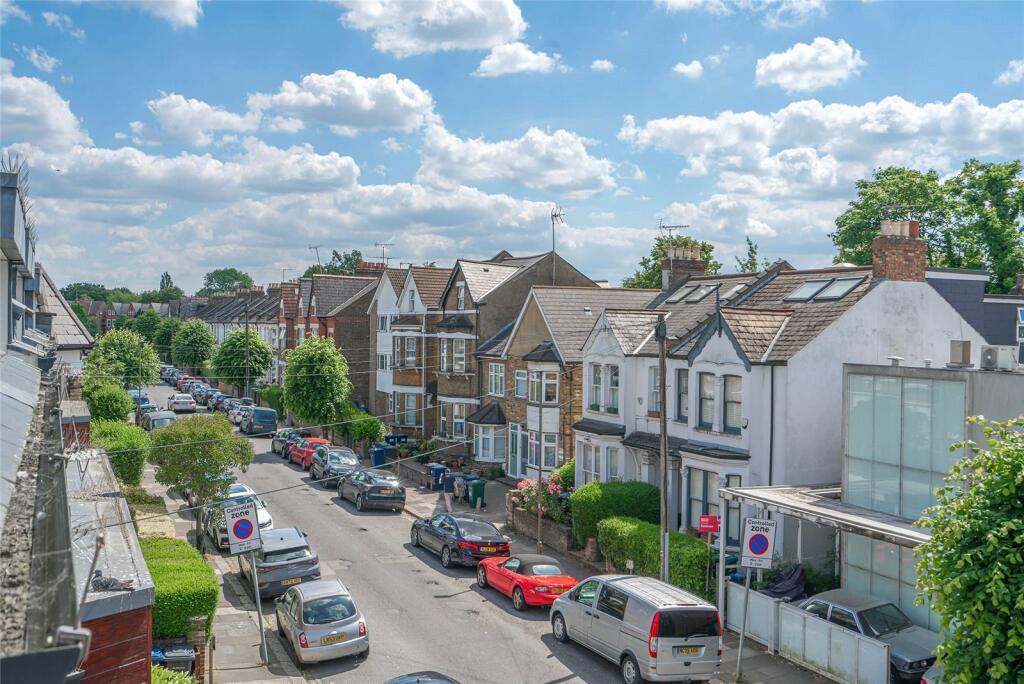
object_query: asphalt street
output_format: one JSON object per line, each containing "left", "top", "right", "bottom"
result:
{"left": 148, "top": 383, "right": 621, "bottom": 683}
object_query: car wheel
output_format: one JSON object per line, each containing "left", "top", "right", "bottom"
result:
{"left": 355, "top": 494, "right": 365, "bottom": 511}
{"left": 552, "top": 613, "right": 569, "bottom": 643}
{"left": 512, "top": 586, "right": 526, "bottom": 611}
{"left": 477, "top": 564, "right": 489, "bottom": 588}
{"left": 440, "top": 546, "right": 452, "bottom": 568}
{"left": 310, "top": 468, "right": 318, "bottom": 481}
{"left": 620, "top": 654, "right": 642, "bottom": 684}
{"left": 411, "top": 528, "right": 420, "bottom": 547}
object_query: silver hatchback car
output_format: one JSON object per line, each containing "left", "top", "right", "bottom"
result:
{"left": 275, "top": 578, "right": 369, "bottom": 665}
{"left": 550, "top": 575, "right": 721, "bottom": 684}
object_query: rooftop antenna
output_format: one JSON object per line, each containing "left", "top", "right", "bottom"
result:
{"left": 881, "top": 204, "right": 925, "bottom": 222}
{"left": 550, "top": 206, "right": 565, "bottom": 285}
{"left": 374, "top": 241, "right": 394, "bottom": 265}
{"left": 308, "top": 244, "right": 324, "bottom": 267}
{"left": 280, "top": 267, "right": 295, "bottom": 282}
{"left": 657, "top": 218, "right": 689, "bottom": 273}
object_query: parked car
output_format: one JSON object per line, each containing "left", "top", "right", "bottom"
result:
{"left": 551, "top": 574, "right": 722, "bottom": 684}
{"left": 290, "top": 438, "right": 331, "bottom": 469}
{"left": 386, "top": 675, "right": 460, "bottom": 684}
{"left": 239, "top": 397, "right": 255, "bottom": 407}
{"left": 477, "top": 554, "right": 578, "bottom": 611}
{"left": 223, "top": 398, "right": 240, "bottom": 415}
{"left": 137, "top": 402, "right": 159, "bottom": 416}
{"left": 921, "top": 663, "right": 942, "bottom": 684}
{"left": 241, "top": 407, "right": 278, "bottom": 435}
{"left": 167, "top": 393, "right": 197, "bottom": 413}
{"left": 798, "top": 590, "right": 939, "bottom": 683}
{"left": 211, "top": 394, "right": 232, "bottom": 410}
{"left": 410, "top": 514, "right": 509, "bottom": 568}
{"left": 204, "top": 484, "right": 273, "bottom": 549}
{"left": 205, "top": 391, "right": 224, "bottom": 409}
{"left": 271, "top": 428, "right": 309, "bottom": 455}
{"left": 337, "top": 469, "right": 405, "bottom": 512}
{"left": 175, "top": 375, "right": 194, "bottom": 391}
{"left": 239, "top": 527, "right": 320, "bottom": 598}
{"left": 126, "top": 388, "right": 150, "bottom": 405}
{"left": 310, "top": 447, "right": 359, "bottom": 488}
{"left": 233, "top": 405, "right": 253, "bottom": 426}
{"left": 181, "top": 472, "right": 236, "bottom": 506}
{"left": 191, "top": 384, "right": 212, "bottom": 403}
{"left": 274, "top": 578, "right": 368, "bottom": 664}
{"left": 141, "top": 410, "right": 177, "bottom": 432}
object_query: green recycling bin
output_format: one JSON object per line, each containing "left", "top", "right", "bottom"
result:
{"left": 467, "top": 479, "right": 487, "bottom": 509}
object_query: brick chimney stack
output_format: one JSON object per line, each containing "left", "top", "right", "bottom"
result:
{"left": 872, "top": 220, "right": 926, "bottom": 282}
{"left": 661, "top": 245, "right": 706, "bottom": 290}
{"left": 1011, "top": 273, "right": 1024, "bottom": 295}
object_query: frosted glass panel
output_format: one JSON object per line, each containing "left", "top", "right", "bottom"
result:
{"left": 846, "top": 458, "right": 872, "bottom": 507}
{"left": 872, "top": 540, "right": 899, "bottom": 579}
{"left": 901, "top": 467, "right": 932, "bottom": 520}
{"left": 846, "top": 533, "right": 872, "bottom": 567}
{"left": 931, "top": 380, "right": 966, "bottom": 472}
{"left": 847, "top": 375, "right": 874, "bottom": 459}
{"left": 871, "top": 574, "right": 899, "bottom": 604}
{"left": 872, "top": 377, "right": 901, "bottom": 465}
{"left": 846, "top": 565, "right": 871, "bottom": 594}
{"left": 872, "top": 463, "right": 900, "bottom": 515}
{"left": 902, "top": 380, "right": 932, "bottom": 470}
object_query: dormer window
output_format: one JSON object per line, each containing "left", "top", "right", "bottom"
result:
{"left": 408, "top": 289, "right": 415, "bottom": 312}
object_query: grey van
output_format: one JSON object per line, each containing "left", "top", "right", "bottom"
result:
{"left": 550, "top": 575, "right": 721, "bottom": 684}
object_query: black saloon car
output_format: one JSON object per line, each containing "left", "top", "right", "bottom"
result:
{"left": 271, "top": 428, "right": 309, "bottom": 455}
{"left": 410, "top": 514, "right": 510, "bottom": 568}
{"left": 310, "top": 447, "right": 360, "bottom": 488}
{"left": 336, "top": 469, "right": 405, "bottom": 512}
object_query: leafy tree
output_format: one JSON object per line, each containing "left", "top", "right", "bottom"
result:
{"left": 196, "top": 268, "right": 254, "bottom": 296}
{"left": 339, "top": 403, "right": 385, "bottom": 444}
{"left": 113, "top": 314, "right": 132, "bottom": 330}
{"left": 171, "top": 319, "right": 216, "bottom": 373}
{"left": 211, "top": 328, "right": 273, "bottom": 392}
{"left": 107, "top": 288, "right": 141, "bottom": 303}
{"left": 82, "top": 351, "right": 122, "bottom": 400}
{"left": 90, "top": 328, "right": 161, "bottom": 386}
{"left": 61, "top": 282, "right": 109, "bottom": 302}
{"left": 258, "top": 383, "right": 285, "bottom": 414}
{"left": 70, "top": 302, "right": 99, "bottom": 336}
{"left": 140, "top": 286, "right": 185, "bottom": 303}
{"left": 283, "top": 336, "right": 351, "bottom": 426}
{"left": 153, "top": 318, "right": 182, "bottom": 362}
{"left": 91, "top": 420, "right": 150, "bottom": 485}
{"left": 302, "top": 249, "right": 363, "bottom": 277}
{"left": 734, "top": 236, "right": 771, "bottom": 273}
{"left": 159, "top": 272, "right": 174, "bottom": 290}
{"left": 149, "top": 414, "right": 253, "bottom": 547}
{"left": 87, "top": 385, "right": 136, "bottom": 422}
{"left": 916, "top": 416, "right": 1024, "bottom": 683}
{"left": 622, "top": 234, "right": 721, "bottom": 288}
{"left": 131, "top": 309, "right": 162, "bottom": 343}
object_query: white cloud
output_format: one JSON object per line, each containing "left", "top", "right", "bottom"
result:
{"left": 42, "top": 11, "right": 85, "bottom": 39}
{"left": 382, "top": 137, "right": 405, "bottom": 152}
{"left": 247, "top": 69, "right": 436, "bottom": 135}
{"left": 417, "top": 124, "right": 616, "bottom": 198}
{"left": 590, "top": 211, "right": 616, "bottom": 221}
{"left": 262, "top": 116, "right": 304, "bottom": 134}
{"left": 995, "top": 59, "right": 1024, "bottom": 86}
{"left": 338, "top": 0, "right": 526, "bottom": 58}
{"left": 590, "top": 59, "right": 614, "bottom": 72}
{"left": 127, "top": 0, "right": 203, "bottom": 29}
{"left": 655, "top": 0, "right": 825, "bottom": 28}
{"left": 15, "top": 45, "right": 60, "bottom": 73}
{"left": 705, "top": 44, "right": 730, "bottom": 67}
{"left": 0, "top": 59, "right": 92, "bottom": 149}
{"left": 474, "top": 42, "right": 567, "bottom": 77}
{"left": 129, "top": 93, "right": 260, "bottom": 146}
{"left": 672, "top": 60, "right": 704, "bottom": 79}
{"left": 0, "top": 0, "right": 29, "bottom": 25}
{"left": 755, "top": 37, "right": 866, "bottom": 93}
{"left": 617, "top": 162, "right": 645, "bottom": 181}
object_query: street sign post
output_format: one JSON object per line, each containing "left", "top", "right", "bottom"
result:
{"left": 698, "top": 515, "right": 720, "bottom": 534}
{"left": 737, "top": 517, "right": 777, "bottom": 680}
{"left": 223, "top": 501, "right": 268, "bottom": 664}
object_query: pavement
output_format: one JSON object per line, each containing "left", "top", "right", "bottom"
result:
{"left": 139, "top": 382, "right": 825, "bottom": 683}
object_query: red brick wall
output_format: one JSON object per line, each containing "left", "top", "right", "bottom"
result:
{"left": 81, "top": 605, "right": 152, "bottom": 684}
{"left": 872, "top": 235, "right": 926, "bottom": 282}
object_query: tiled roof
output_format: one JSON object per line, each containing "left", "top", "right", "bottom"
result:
{"left": 466, "top": 401, "right": 506, "bottom": 425}
{"left": 720, "top": 308, "right": 791, "bottom": 362}
{"left": 408, "top": 266, "right": 452, "bottom": 309}
{"left": 523, "top": 340, "right": 561, "bottom": 362}
{"left": 393, "top": 314, "right": 423, "bottom": 328}
{"left": 623, "top": 431, "right": 689, "bottom": 454}
{"left": 36, "top": 265, "right": 94, "bottom": 349}
{"left": 530, "top": 286, "right": 658, "bottom": 363}
{"left": 385, "top": 268, "right": 408, "bottom": 295}
{"left": 603, "top": 310, "right": 662, "bottom": 355}
{"left": 476, "top": 320, "right": 514, "bottom": 357}
{"left": 326, "top": 281, "right": 377, "bottom": 316}
{"left": 312, "top": 274, "right": 378, "bottom": 317}
{"left": 298, "top": 278, "right": 313, "bottom": 317}
{"left": 458, "top": 260, "right": 523, "bottom": 301}
{"left": 573, "top": 418, "right": 625, "bottom": 437}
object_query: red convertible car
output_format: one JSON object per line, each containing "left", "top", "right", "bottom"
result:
{"left": 476, "top": 554, "right": 577, "bottom": 611}
{"left": 289, "top": 437, "right": 332, "bottom": 470}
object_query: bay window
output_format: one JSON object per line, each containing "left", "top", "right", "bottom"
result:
{"left": 542, "top": 433, "right": 558, "bottom": 468}
{"left": 474, "top": 425, "right": 505, "bottom": 461}
{"left": 405, "top": 337, "right": 417, "bottom": 367}
{"left": 488, "top": 363, "right": 505, "bottom": 395}
{"left": 676, "top": 368, "right": 689, "bottom": 422}
{"left": 647, "top": 366, "right": 661, "bottom": 415}
{"left": 589, "top": 364, "right": 602, "bottom": 410}
{"left": 528, "top": 431, "right": 539, "bottom": 467}
{"left": 688, "top": 470, "right": 742, "bottom": 546}
{"left": 439, "top": 406, "right": 448, "bottom": 436}
{"left": 514, "top": 370, "right": 527, "bottom": 398}
{"left": 607, "top": 447, "right": 621, "bottom": 481}
{"left": 453, "top": 339, "right": 466, "bottom": 373}
{"left": 581, "top": 444, "right": 599, "bottom": 484}
{"left": 543, "top": 371, "right": 558, "bottom": 404}
{"left": 607, "top": 365, "right": 619, "bottom": 414}
{"left": 698, "top": 372, "right": 714, "bottom": 428}
{"left": 377, "top": 354, "right": 389, "bottom": 371}
{"left": 724, "top": 375, "right": 742, "bottom": 433}
{"left": 408, "top": 289, "right": 415, "bottom": 312}
{"left": 457, "top": 285, "right": 465, "bottom": 310}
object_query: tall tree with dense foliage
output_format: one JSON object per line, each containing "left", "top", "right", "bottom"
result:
{"left": 139, "top": 286, "right": 184, "bottom": 303}
{"left": 70, "top": 301, "right": 99, "bottom": 336}
{"left": 195, "top": 268, "right": 254, "bottom": 296}
{"left": 915, "top": 416, "right": 1024, "bottom": 683}
{"left": 131, "top": 309, "right": 162, "bottom": 343}
{"left": 87, "top": 385, "right": 136, "bottom": 422}
{"left": 622, "top": 234, "right": 721, "bottom": 288}
{"left": 153, "top": 318, "right": 182, "bottom": 362}
{"left": 283, "top": 336, "right": 352, "bottom": 426}
{"left": 734, "top": 237, "right": 771, "bottom": 273}
{"left": 61, "top": 282, "right": 110, "bottom": 302}
{"left": 831, "top": 160, "right": 1024, "bottom": 293}
{"left": 171, "top": 319, "right": 216, "bottom": 373}
{"left": 149, "top": 414, "right": 254, "bottom": 547}
{"left": 90, "top": 328, "right": 160, "bottom": 386}
{"left": 211, "top": 328, "right": 273, "bottom": 392}
{"left": 303, "top": 249, "right": 363, "bottom": 277}
{"left": 159, "top": 272, "right": 174, "bottom": 290}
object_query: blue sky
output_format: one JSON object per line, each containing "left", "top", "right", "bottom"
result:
{"left": 1, "top": 0, "right": 1021, "bottom": 292}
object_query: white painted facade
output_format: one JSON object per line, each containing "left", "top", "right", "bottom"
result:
{"left": 370, "top": 276, "right": 401, "bottom": 398}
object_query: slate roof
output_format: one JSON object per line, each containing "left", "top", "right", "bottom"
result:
{"left": 437, "top": 313, "right": 474, "bottom": 330}
{"left": 623, "top": 431, "right": 689, "bottom": 454}
{"left": 326, "top": 280, "right": 378, "bottom": 316}
{"left": 312, "top": 274, "right": 378, "bottom": 317}
{"left": 298, "top": 278, "right": 313, "bottom": 317}
{"left": 476, "top": 320, "right": 514, "bottom": 358}
{"left": 523, "top": 340, "right": 561, "bottom": 362}
{"left": 408, "top": 266, "right": 452, "bottom": 309}
{"left": 719, "top": 308, "right": 791, "bottom": 362}
{"left": 466, "top": 401, "right": 506, "bottom": 425}
{"left": 458, "top": 260, "right": 523, "bottom": 301}
{"left": 573, "top": 418, "right": 625, "bottom": 437}
{"left": 36, "top": 265, "right": 94, "bottom": 349}
{"left": 530, "top": 286, "right": 658, "bottom": 363}
{"left": 603, "top": 310, "right": 663, "bottom": 355}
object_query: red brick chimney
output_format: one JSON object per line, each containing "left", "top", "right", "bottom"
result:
{"left": 872, "top": 220, "right": 926, "bottom": 282}
{"left": 1011, "top": 273, "right": 1024, "bottom": 295}
{"left": 661, "top": 245, "right": 706, "bottom": 289}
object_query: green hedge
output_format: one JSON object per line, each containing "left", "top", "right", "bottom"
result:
{"left": 598, "top": 516, "right": 714, "bottom": 600}
{"left": 554, "top": 457, "right": 575, "bottom": 490}
{"left": 87, "top": 385, "right": 135, "bottom": 422}
{"left": 140, "top": 537, "right": 218, "bottom": 638}
{"left": 91, "top": 420, "right": 150, "bottom": 486}
{"left": 569, "top": 480, "right": 660, "bottom": 546}
{"left": 152, "top": 665, "right": 197, "bottom": 684}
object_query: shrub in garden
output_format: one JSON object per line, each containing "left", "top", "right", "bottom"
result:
{"left": 554, "top": 457, "right": 575, "bottom": 490}
{"left": 509, "top": 470, "right": 574, "bottom": 525}
{"left": 152, "top": 665, "right": 197, "bottom": 684}
{"left": 91, "top": 420, "right": 150, "bottom": 486}
{"left": 598, "top": 516, "right": 713, "bottom": 599}
{"left": 141, "top": 537, "right": 218, "bottom": 638}
{"left": 87, "top": 384, "right": 136, "bottom": 422}
{"left": 570, "top": 480, "right": 660, "bottom": 546}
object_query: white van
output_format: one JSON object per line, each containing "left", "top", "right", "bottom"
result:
{"left": 549, "top": 574, "right": 721, "bottom": 684}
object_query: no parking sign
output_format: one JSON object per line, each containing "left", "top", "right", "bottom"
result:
{"left": 225, "top": 500, "right": 262, "bottom": 555}
{"left": 740, "top": 518, "right": 776, "bottom": 569}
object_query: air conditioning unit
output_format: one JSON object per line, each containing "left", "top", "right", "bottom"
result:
{"left": 979, "top": 345, "right": 1018, "bottom": 371}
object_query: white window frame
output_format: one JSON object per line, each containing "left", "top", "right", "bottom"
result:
{"left": 377, "top": 354, "right": 389, "bottom": 371}
{"left": 607, "top": 365, "right": 619, "bottom": 414}
{"left": 647, "top": 366, "right": 662, "bottom": 414}
{"left": 488, "top": 363, "right": 505, "bottom": 396}
{"left": 514, "top": 369, "right": 527, "bottom": 398}
{"left": 439, "top": 405, "right": 448, "bottom": 436}
{"left": 542, "top": 433, "right": 558, "bottom": 468}
{"left": 408, "top": 289, "right": 416, "bottom": 312}
{"left": 528, "top": 371, "right": 542, "bottom": 403}
{"left": 405, "top": 337, "right": 417, "bottom": 367}
{"left": 387, "top": 394, "right": 395, "bottom": 415}
{"left": 404, "top": 394, "right": 417, "bottom": 426}
{"left": 440, "top": 338, "right": 449, "bottom": 372}
{"left": 581, "top": 443, "right": 599, "bottom": 484}
{"left": 453, "top": 339, "right": 466, "bottom": 373}
{"left": 457, "top": 285, "right": 465, "bottom": 310}
{"left": 606, "top": 446, "right": 621, "bottom": 482}
{"left": 676, "top": 368, "right": 689, "bottom": 422}
{"left": 723, "top": 375, "right": 742, "bottom": 433}
{"left": 528, "top": 431, "right": 539, "bottom": 467}
{"left": 589, "top": 364, "right": 603, "bottom": 411}
{"left": 543, "top": 371, "right": 558, "bottom": 404}
{"left": 453, "top": 404, "right": 466, "bottom": 437}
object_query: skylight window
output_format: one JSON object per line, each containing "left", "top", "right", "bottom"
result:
{"left": 784, "top": 279, "right": 832, "bottom": 302}
{"left": 686, "top": 284, "right": 720, "bottom": 303}
{"left": 665, "top": 285, "right": 697, "bottom": 304}
{"left": 814, "top": 277, "right": 864, "bottom": 301}
{"left": 723, "top": 283, "right": 746, "bottom": 299}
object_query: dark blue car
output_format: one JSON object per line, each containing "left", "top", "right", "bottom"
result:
{"left": 241, "top": 407, "right": 278, "bottom": 435}
{"left": 410, "top": 514, "right": 510, "bottom": 568}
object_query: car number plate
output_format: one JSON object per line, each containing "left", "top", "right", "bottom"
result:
{"left": 551, "top": 587, "right": 566, "bottom": 594}
{"left": 379, "top": 488, "right": 393, "bottom": 495}
{"left": 320, "top": 633, "right": 347, "bottom": 645}
{"left": 480, "top": 546, "right": 497, "bottom": 553}
{"left": 281, "top": 577, "right": 301, "bottom": 586}
{"left": 675, "top": 646, "right": 701, "bottom": 656}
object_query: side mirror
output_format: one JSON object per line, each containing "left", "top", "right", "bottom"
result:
{"left": 301, "top": 530, "right": 309, "bottom": 537}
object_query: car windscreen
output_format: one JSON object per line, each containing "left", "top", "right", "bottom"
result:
{"left": 302, "top": 595, "right": 356, "bottom": 625}
{"left": 262, "top": 545, "right": 311, "bottom": 564}
{"left": 657, "top": 609, "right": 719, "bottom": 638}
{"left": 152, "top": 418, "right": 174, "bottom": 428}
{"left": 458, "top": 520, "right": 500, "bottom": 538}
{"left": 328, "top": 452, "right": 357, "bottom": 466}
{"left": 253, "top": 409, "right": 276, "bottom": 421}
{"left": 522, "top": 563, "right": 564, "bottom": 577}
{"left": 859, "top": 603, "right": 912, "bottom": 637}
{"left": 368, "top": 474, "right": 399, "bottom": 485}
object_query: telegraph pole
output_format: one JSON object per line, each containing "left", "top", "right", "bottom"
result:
{"left": 656, "top": 314, "right": 670, "bottom": 582}
{"left": 243, "top": 289, "right": 251, "bottom": 400}
{"left": 550, "top": 206, "right": 564, "bottom": 285}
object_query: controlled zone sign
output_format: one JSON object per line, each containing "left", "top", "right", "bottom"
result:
{"left": 740, "top": 518, "right": 777, "bottom": 569}
{"left": 225, "top": 500, "right": 262, "bottom": 555}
